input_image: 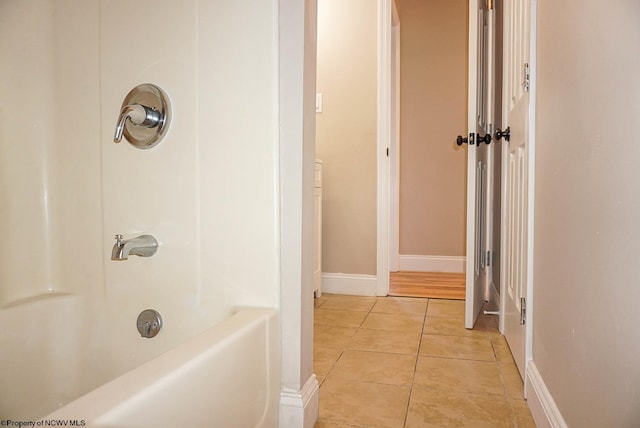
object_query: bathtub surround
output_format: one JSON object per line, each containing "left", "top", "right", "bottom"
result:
{"left": 100, "top": 0, "right": 281, "bottom": 389}
{"left": 1, "top": 0, "right": 304, "bottom": 425}
{"left": 0, "top": 1, "right": 104, "bottom": 418}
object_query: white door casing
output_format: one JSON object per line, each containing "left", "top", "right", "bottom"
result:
{"left": 377, "top": 0, "right": 400, "bottom": 295}
{"left": 389, "top": 1, "right": 401, "bottom": 273}
{"left": 465, "top": 0, "right": 494, "bottom": 329}
{"left": 499, "top": 0, "right": 532, "bottom": 380}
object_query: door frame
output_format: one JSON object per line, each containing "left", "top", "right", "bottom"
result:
{"left": 498, "top": 0, "right": 536, "bottom": 389}
{"left": 376, "top": 0, "right": 400, "bottom": 295}
{"left": 388, "top": 1, "right": 401, "bottom": 273}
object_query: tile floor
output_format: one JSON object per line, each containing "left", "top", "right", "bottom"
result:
{"left": 313, "top": 294, "right": 536, "bottom": 428}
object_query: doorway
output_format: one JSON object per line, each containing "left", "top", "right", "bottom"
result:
{"left": 388, "top": 0, "right": 500, "bottom": 310}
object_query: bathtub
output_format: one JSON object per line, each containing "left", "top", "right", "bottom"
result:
{"left": 42, "top": 308, "right": 279, "bottom": 427}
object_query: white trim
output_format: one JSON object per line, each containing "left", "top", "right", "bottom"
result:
{"left": 278, "top": 1, "right": 318, "bottom": 427}
{"left": 279, "top": 374, "right": 320, "bottom": 428}
{"left": 376, "top": 0, "right": 393, "bottom": 297}
{"left": 389, "top": 1, "right": 401, "bottom": 273}
{"left": 399, "top": 255, "right": 466, "bottom": 273}
{"left": 525, "top": 362, "right": 568, "bottom": 428}
{"left": 464, "top": 0, "right": 481, "bottom": 329}
{"left": 321, "top": 273, "right": 378, "bottom": 296}
{"left": 488, "top": 279, "right": 500, "bottom": 309}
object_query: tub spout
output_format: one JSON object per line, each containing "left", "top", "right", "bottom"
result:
{"left": 111, "top": 234, "right": 158, "bottom": 261}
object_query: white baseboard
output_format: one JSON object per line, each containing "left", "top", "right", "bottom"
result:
{"left": 525, "top": 361, "right": 568, "bottom": 428}
{"left": 398, "top": 255, "right": 466, "bottom": 273}
{"left": 321, "top": 273, "right": 377, "bottom": 296}
{"left": 279, "top": 374, "right": 319, "bottom": 428}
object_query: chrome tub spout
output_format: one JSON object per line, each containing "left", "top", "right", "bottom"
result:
{"left": 111, "top": 234, "right": 158, "bottom": 261}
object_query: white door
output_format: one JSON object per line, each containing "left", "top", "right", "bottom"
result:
{"left": 465, "top": 0, "right": 494, "bottom": 329}
{"left": 500, "top": 0, "right": 531, "bottom": 378}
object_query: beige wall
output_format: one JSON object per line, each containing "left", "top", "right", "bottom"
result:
{"left": 398, "top": 0, "right": 467, "bottom": 257}
{"left": 534, "top": 1, "right": 640, "bottom": 426}
{"left": 316, "top": 0, "right": 378, "bottom": 275}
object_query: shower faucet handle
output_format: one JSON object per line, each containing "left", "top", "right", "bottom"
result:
{"left": 112, "top": 84, "right": 171, "bottom": 149}
{"left": 113, "top": 104, "right": 161, "bottom": 143}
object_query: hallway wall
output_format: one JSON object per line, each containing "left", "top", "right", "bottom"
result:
{"left": 397, "top": 0, "right": 468, "bottom": 260}
{"left": 316, "top": 0, "right": 378, "bottom": 275}
{"left": 533, "top": 1, "right": 640, "bottom": 426}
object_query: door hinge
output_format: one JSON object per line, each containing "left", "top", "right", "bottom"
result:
{"left": 520, "top": 297, "right": 526, "bottom": 325}
{"left": 487, "top": 250, "right": 491, "bottom": 267}
{"left": 386, "top": 147, "right": 389, "bottom": 157}
{"left": 523, "top": 63, "right": 530, "bottom": 92}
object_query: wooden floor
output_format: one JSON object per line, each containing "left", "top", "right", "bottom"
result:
{"left": 389, "top": 271, "right": 466, "bottom": 300}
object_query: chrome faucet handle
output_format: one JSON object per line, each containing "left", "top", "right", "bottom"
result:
{"left": 113, "top": 104, "right": 161, "bottom": 143}
{"left": 113, "top": 84, "right": 171, "bottom": 149}
{"left": 114, "top": 104, "right": 144, "bottom": 143}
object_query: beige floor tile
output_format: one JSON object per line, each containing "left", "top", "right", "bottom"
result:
{"left": 426, "top": 299, "right": 466, "bottom": 318}
{"left": 419, "top": 334, "right": 496, "bottom": 361}
{"left": 510, "top": 399, "right": 536, "bottom": 428}
{"left": 423, "top": 316, "right": 488, "bottom": 337}
{"left": 405, "top": 385, "right": 513, "bottom": 428}
{"left": 491, "top": 334, "right": 517, "bottom": 363}
{"left": 314, "top": 347, "right": 343, "bottom": 384}
{"left": 329, "top": 350, "right": 417, "bottom": 386}
{"left": 360, "top": 312, "right": 425, "bottom": 332}
{"left": 371, "top": 299, "right": 428, "bottom": 316}
{"left": 319, "top": 377, "right": 410, "bottom": 428}
{"left": 314, "top": 325, "right": 357, "bottom": 349}
{"left": 474, "top": 311, "right": 499, "bottom": 332}
{"left": 321, "top": 294, "right": 378, "bottom": 312}
{"left": 315, "top": 309, "right": 368, "bottom": 328}
{"left": 347, "top": 328, "right": 421, "bottom": 355}
{"left": 414, "top": 356, "right": 503, "bottom": 395}
{"left": 499, "top": 360, "right": 525, "bottom": 399}
{"left": 313, "top": 296, "right": 522, "bottom": 428}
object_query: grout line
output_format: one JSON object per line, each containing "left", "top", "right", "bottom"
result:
{"left": 402, "top": 298, "right": 430, "bottom": 427}
{"left": 319, "top": 299, "right": 378, "bottom": 386}
{"left": 418, "top": 355, "right": 498, "bottom": 363}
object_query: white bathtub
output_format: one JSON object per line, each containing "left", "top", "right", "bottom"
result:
{"left": 43, "top": 308, "right": 280, "bottom": 428}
